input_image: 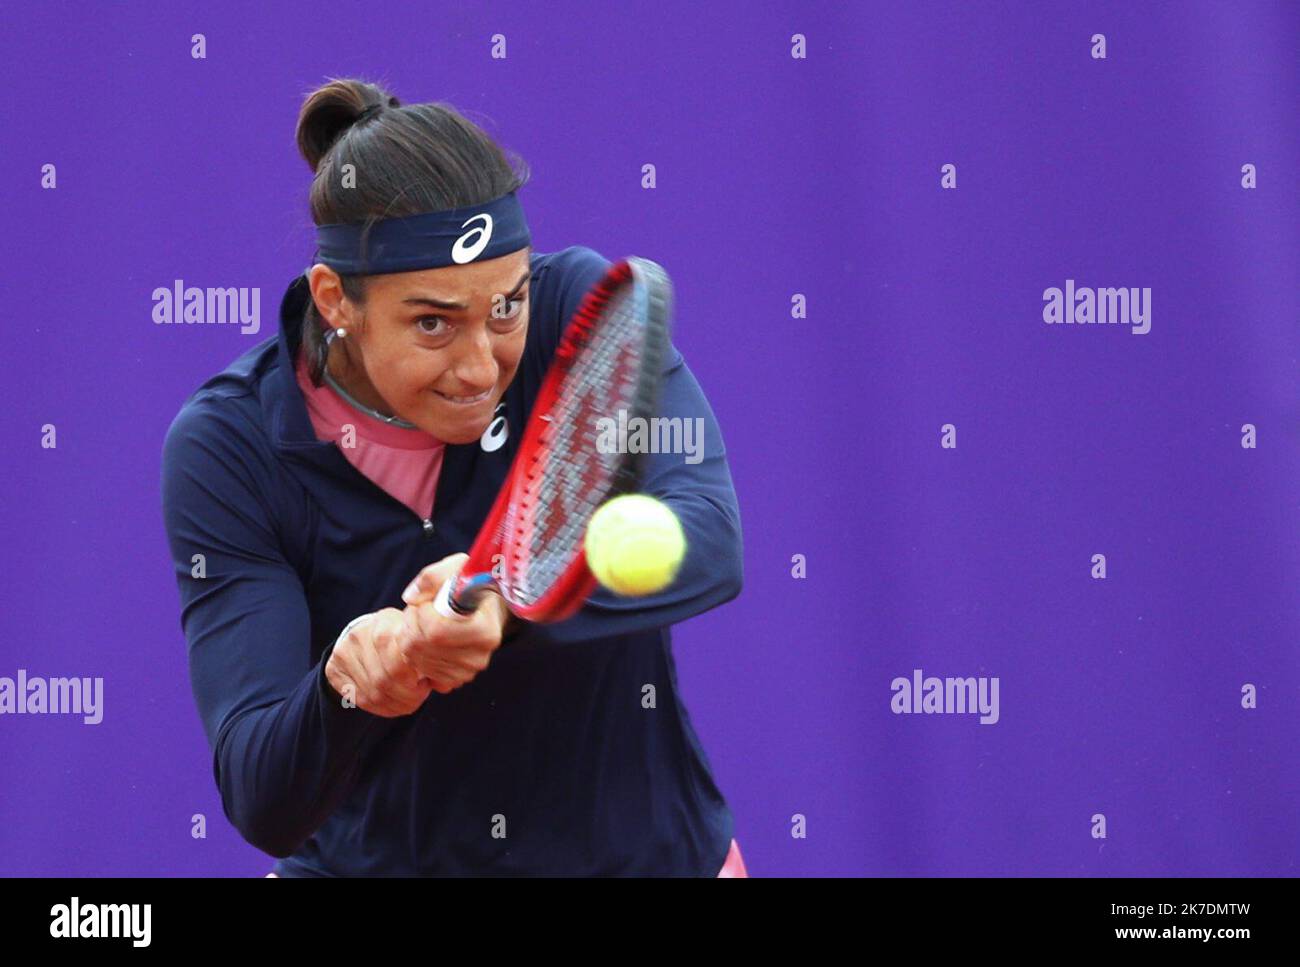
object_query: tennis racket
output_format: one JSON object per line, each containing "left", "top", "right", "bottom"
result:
{"left": 432, "top": 255, "right": 673, "bottom": 623}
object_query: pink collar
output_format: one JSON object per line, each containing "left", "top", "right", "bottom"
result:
{"left": 294, "top": 351, "right": 445, "bottom": 451}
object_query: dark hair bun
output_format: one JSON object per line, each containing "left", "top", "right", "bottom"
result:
{"left": 295, "top": 77, "right": 402, "bottom": 172}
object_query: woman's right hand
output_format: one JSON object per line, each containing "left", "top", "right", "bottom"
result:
{"left": 324, "top": 608, "right": 441, "bottom": 717}
{"left": 324, "top": 553, "right": 512, "bottom": 717}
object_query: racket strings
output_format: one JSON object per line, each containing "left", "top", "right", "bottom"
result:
{"left": 505, "top": 282, "right": 646, "bottom": 605}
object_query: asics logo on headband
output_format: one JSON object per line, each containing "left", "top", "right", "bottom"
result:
{"left": 452, "top": 214, "right": 494, "bottom": 264}
{"left": 313, "top": 192, "right": 527, "bottom": 272}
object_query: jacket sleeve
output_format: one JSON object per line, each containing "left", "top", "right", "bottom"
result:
{"left": 515, "top": 250, "right": 744, "bottom": 646}
{"left": 161, "top": 400, "right": 396, "bottom": 858}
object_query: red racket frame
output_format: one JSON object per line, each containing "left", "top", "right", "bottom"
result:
{"left": 446, "top": 257, "right": 670, "bottom": 623}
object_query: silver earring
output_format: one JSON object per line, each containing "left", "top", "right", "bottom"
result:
{"left": 325, "top": 327, "right": 348, "bottom": 345}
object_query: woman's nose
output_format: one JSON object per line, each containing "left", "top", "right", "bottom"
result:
{"left": 453, "top": 329, "right": 498, "bottom": 388}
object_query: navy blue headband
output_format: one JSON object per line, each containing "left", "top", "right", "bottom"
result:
{"left": 313, "top": 190, "right": 531, "bottom": 275}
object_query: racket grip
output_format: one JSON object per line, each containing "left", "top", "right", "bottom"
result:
{"left": 433, "top": 572, "right": 493, "bottom": 618}
{"left": 432, "top": 576, "right": 463, "bottom": 618}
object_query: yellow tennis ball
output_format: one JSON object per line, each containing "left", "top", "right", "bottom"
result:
{"left": 585, "top": 495, "right": 686, "bottom": 596}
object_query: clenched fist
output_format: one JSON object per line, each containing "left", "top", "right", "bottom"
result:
{"left": 324, "top": 553, "right": 511, "bottom": 716}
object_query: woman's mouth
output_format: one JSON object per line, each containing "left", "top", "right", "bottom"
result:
{"left": 433, "top": 387, "right": 493, "bottom": 406}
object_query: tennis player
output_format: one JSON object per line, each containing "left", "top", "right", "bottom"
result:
{"left": 160, "top": 78, "right": 747, "bottom": 876}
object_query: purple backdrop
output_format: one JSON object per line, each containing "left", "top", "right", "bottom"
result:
{"left": 1, "top": 1, "right": 1296, "bottom": 876}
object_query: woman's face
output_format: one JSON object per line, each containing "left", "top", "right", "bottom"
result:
{"left": 309, "top": 248, "right": 532, "bottom": 444}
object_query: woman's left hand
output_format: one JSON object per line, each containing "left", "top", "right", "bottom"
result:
{"left": 399, "top": 553, "right": 514, "bottom": 690}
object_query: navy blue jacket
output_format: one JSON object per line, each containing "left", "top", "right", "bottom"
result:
{"left": 160, "top": 246, "right": 744, "bottom": 875}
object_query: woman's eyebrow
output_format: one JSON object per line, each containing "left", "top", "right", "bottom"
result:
{"left": 401, "top": 270, "right": 531, "bottom": 311}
